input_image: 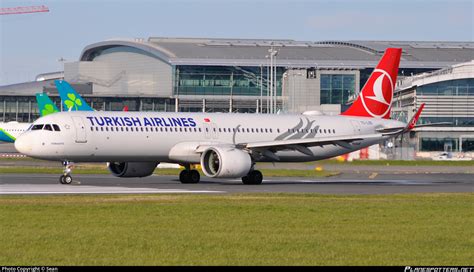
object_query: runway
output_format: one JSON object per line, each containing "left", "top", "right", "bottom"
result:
{"left": 0, "top": 172, "right": 472, "bottom": 195}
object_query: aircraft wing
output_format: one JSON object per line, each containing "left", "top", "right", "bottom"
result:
{"left": 243, "top": 133, "right": 383, "bottom": 151}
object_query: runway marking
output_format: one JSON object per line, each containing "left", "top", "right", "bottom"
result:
{"left": 368, "top": 172, "right": 378, "bottom": 179}
{"left": 0, "top": 184, "right": 225, "bottom": 195}
{"left": 264, "top": 179, "right": 433, "bottom": 185}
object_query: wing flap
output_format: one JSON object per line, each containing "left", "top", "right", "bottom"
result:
{"left": 244, "top": 133, "right": 382, "bottom": 150}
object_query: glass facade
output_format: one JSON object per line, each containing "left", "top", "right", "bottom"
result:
{"left": 462, "top": 138, "right": 474, "bottom": 152}
{"left": 416, "top": 79, "right": 474, "bottom": 96}
{"left": 0, "top": 96, "right": 46, "bottom": 123}
{"left": 320, "top": 74, "right": 355, "bottom": 105}
{"left": 420, "top": 137, "right": 474, "bottom": 152}
{"left": 0, "top": 96, "right": 175, "bottom": 122}
{"left": 419, "top": 117, "right": 474, "bottom": 127}
{"left": 420, "top": 137, "right": 458, "bottom": 152}
{"left": 175, "top": 66, "right": 283, "bottom": 97}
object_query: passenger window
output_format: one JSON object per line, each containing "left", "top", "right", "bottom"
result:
{"left": 53, "top": 125, "right": 60, "bottom": 131}
{"left": 32, "top": 124, "right": 44, "bottom": 131}
{"left": 101, "top": 127, "right": 104, "bottom": 131}
{"left": 96, "top": 127, "right": 99, "bottom": 131}
{"left": 90, "top": 127, "right": 94, "bottom": 131}
{"left": 44, "top": 124, "right": 53, "bottom": 131}
{"left": 270, "top": 129, "right": 273, "bottom": 133}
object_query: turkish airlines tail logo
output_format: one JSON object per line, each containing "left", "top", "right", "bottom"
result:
{"left": 341, "top": 48, "right": 402, "bottom": 119}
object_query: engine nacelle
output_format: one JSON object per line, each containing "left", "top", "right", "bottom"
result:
{"left": 200, "top": 147, "right": 252, "bottom": 178}
{"left": 108, "top": 162, "right": 158, "bottom": 178}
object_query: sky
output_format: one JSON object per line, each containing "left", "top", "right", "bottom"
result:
{"left": 0, "top": 0, "right": 473, "bottom": 85}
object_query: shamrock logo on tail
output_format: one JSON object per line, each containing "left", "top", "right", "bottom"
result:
{"left": 41, "top": 104, "right": 56, "bottom": 116}
{"left": 64, "top": 93, "right": 82, "bottom": 111}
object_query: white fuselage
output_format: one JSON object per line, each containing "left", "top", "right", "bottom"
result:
{"left": 14, "top": 111, "right": 405, "bottom": 163}
{"left": 0, "top": 122, "right": 32, "bottom": 142}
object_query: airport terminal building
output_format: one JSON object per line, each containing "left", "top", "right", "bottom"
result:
{"left": 392, "top": 60, "right": 474, "bottom": 155}
{"left": 0, "top": 37, "right": 473, "bottom": 156}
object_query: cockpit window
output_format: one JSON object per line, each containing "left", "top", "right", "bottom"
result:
{"left": 44, "top": 124, "right": 53, "bottom": 131}
{"left": 31, "top": 124, "right": 44, "bottom": 131}
{"left": 52, "top": 124, "right": 60, "bottom": 131}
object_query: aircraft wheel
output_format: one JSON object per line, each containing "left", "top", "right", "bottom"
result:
{"left": 59, "top": 175, "right": 66, "bottom": 184}
{"left": 179, "top": 170, "right": 190, "bottom": 184}
{"left": 242, "top": 170, "right": 263, "bottom": 185}
{"left": 189, "top": 170, "right": 200, "bottom": 184}
{"left": 63, "top": 174, "right": 73, "bottom": 184}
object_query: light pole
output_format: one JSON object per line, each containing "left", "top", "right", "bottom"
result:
{"left": 259, "top": 65, "right": 263, "bottom": 114}
{"left": 273, "top": 49, "right": 279, "bottom": 113}
{"left": 265, "top": 55, "right": 269, "bottom": 113}
{"left": 268, "top": 46, "right": 278, "bottom": 114}
{"left": 58, "top": 57, "right": 66, "bottom": 79}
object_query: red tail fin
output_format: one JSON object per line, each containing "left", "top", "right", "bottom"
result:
{"left": 341, "top": 48, "right": 402, "bottom": 119}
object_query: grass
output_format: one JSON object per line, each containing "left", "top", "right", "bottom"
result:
{"left": 0, "top": 193, "right": 472, "bottom": 265}
{"left": 0, "top": 165, "right": 338, "bottom": 177}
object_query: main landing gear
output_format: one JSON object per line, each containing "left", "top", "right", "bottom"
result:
{"left": 178, "top": 165, "right": 263, "bottom": 185}
{"left": 241, "top": 170, "right": 263, "bottom": 185}
{"left": 179, "top": 165, "right": 200, "bottom": 184}
{"left": 59, "top": 161, "right": 74, "bottom": 185}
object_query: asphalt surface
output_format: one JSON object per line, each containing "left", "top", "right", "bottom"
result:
{"left": 0, "top": 172, "right": 472, "bottom": 195}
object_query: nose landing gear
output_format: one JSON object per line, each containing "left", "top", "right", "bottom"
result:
{"left": 59, "top": 161, "right": 74, "bottom": 185}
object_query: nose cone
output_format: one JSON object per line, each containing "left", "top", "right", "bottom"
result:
{"left": 14, "top": 133, "right": 33, "bottom": 155}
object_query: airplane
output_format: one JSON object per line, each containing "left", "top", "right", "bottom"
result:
{"left": 14, "top": 48, "right": 437, "bottom": 185}
{"left": 0, "top": 93, "right": 59, "bottom": 143}
{"left": 0, "top": 80, "right": 93, "bottom": 143}
{"left": 55, "top": 80, "right": 94, "bottom": 111}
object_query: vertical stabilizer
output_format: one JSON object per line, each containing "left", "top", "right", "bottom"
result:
{"left": 55, "top": 80, "right": 94, "bottom": 111}
{"left": 36, "top": 93, "right": 59, "bottom": 116}
{"left": 341, "top": 48, "right": 402, "bottom": 119}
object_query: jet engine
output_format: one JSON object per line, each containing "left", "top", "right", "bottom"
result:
{"left": 108, "top": 162, "right": 158, "bottom": 178}
{"left": 200, "top": 147, "right": 252, "bottom": 178}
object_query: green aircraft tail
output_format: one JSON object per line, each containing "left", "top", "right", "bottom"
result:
{"left": 36, "top": 93, "right": 59, "bottom": 117}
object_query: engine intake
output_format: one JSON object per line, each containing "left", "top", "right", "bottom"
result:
{"left": 108, "top": 162, "right": 158, "bottom": 178}
{"left": 200, "top": 147, "right": 252, "bottom": 178}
